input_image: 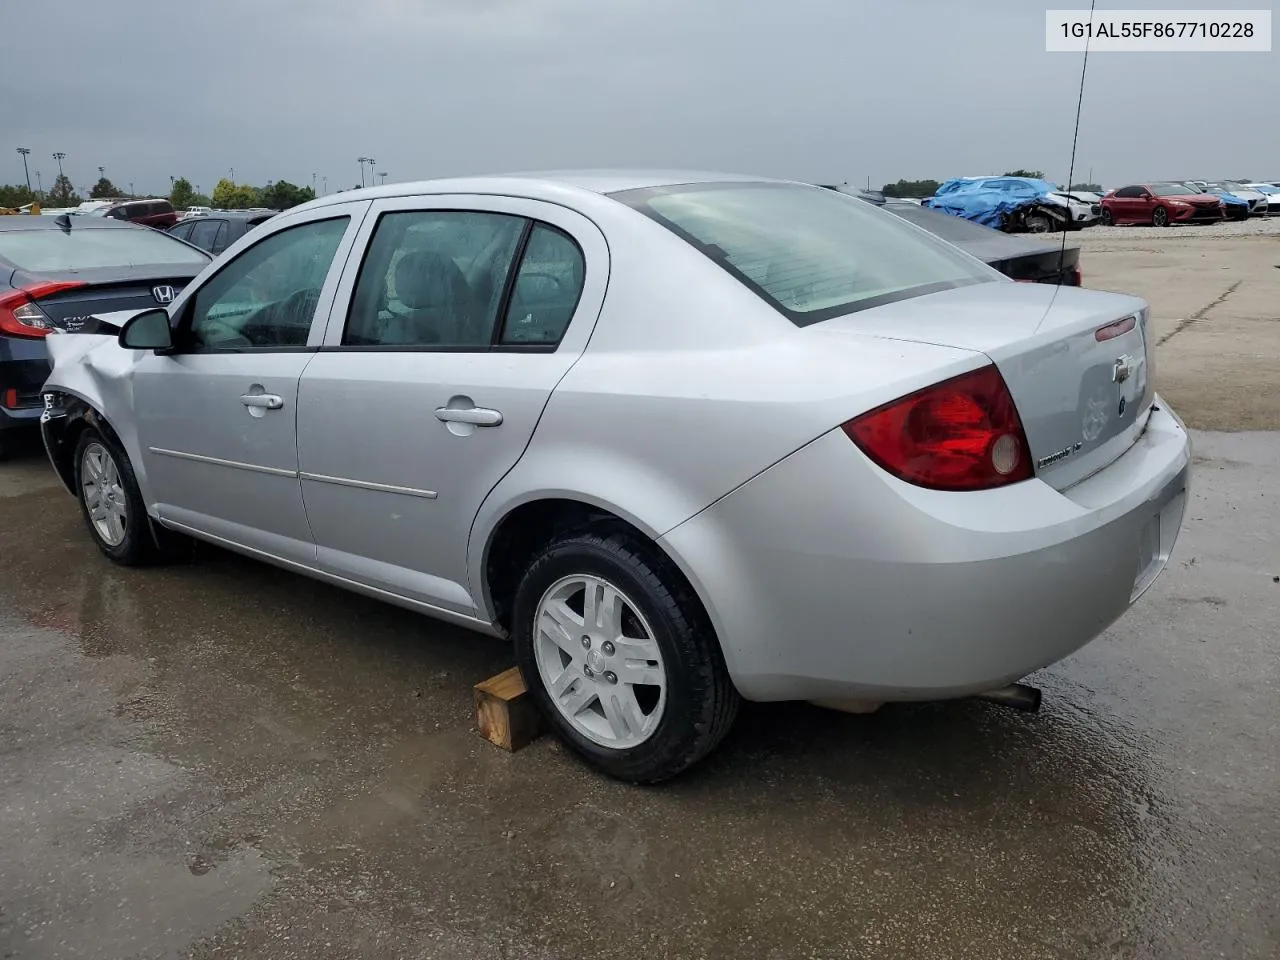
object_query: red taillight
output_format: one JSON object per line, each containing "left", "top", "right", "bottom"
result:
{"left": 842, "top": 364, "right": 1034, "bottom": 491}
{"left": 0, "top": 281, "right": 86, "bottom": 338}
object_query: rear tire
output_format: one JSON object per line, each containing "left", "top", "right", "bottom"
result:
{"left": 511, "top": 528, "right": 739, "bottom": 783}
{"left": 1152, "top": 206, "right": 1170, "bottom": 227}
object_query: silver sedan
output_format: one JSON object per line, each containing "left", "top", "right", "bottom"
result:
{"left": 39, "top": 171, "right": 1190, "bottom": 782}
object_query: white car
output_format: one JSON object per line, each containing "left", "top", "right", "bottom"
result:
{"left": 1241, "top": 184, "right": 1280, "bottom": 215}
{"left": 1214, "top": 182, "right": 1268, "bottom": 216}
{"left": 1047, "top": 191, "right": 1101, "bottom": 229}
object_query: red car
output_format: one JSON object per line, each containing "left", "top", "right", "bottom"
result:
{"left": 90, "top": 198, "right": 180, "bottom": 229}
{"left": 1100, "top": 183, "right": 1224, "bottom": 226}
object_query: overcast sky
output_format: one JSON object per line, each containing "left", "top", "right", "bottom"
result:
{"left": 2, "top": 0, "right": 1276, "bottom": 196}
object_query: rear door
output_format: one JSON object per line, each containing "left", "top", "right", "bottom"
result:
{"left": 296, "top": 196, "right": 606, "bottom": 614}
{"left": 129, "top": 205, "right": 368, "bottom": 564}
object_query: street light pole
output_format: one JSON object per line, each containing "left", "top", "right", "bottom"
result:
{"left": 35, "top": 170, "right": 42, "bottom": 196}
{"left": 357, "top": 157, "right": 369, "bottom": 188}
{"left": 321, "top": 176, "right": 327, "bottom": 195}
{"left": 378, "top": 172, "right": 387, "bottom": 185}
{"left": 52, "top": 152, "right": 66, "bottom": 178}
{"left": 16, "top": 147, "right": 31, "bottom": 192}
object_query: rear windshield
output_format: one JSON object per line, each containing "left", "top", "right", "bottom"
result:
{"left": 0, "top": 226, "right": 210, "bottom": 272}
{"left": 612, "top": 182, "right": 997, "bottom": 325}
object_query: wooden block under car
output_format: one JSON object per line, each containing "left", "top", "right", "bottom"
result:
{"left": 474, "top": 666, "right": 543, "bottom": 751}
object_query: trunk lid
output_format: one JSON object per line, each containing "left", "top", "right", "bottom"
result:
{"left": 820, "top": 282, "right": 1154, "bottom": 491}
{"left": 23, "top": 270, "right": 195, "bottom": 334}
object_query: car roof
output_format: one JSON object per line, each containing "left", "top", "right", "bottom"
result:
{"left": 198, "top": 209, "right": 276, "bottom": 220}
{"left": 0, "top": 216, "right": 153, "bottom": 233}
{"left": 300, "top": 169, "right": 793, "bottom": 213}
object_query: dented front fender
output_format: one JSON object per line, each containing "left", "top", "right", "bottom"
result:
{"left": 41, "top": 327, "right": 154, "bottom": 505}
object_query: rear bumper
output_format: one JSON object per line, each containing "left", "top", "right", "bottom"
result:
{"left": 0, "top": 336, "right": 50, "bottom": 434}
{"left": 661, "top": 399, "right": 1190, "bottom": 703}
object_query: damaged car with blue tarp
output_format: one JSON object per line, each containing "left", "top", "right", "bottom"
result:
{"left": 923, "top": 177, "right": 1078, "bottom": 234}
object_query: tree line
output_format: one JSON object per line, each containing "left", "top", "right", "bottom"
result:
{"left": 2, "top": 174, "right": 316, "bottom": 211}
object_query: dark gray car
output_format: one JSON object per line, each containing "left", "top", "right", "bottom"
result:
{"left": 0, "top": 216, "right": 210, "bottom": 455}
{"left": 168, "top": 210, "right": 276, "bottom": 256}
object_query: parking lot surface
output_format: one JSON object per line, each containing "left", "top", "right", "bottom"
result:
{"left": 2, "top": 225, "right": 1278, "bottom": 959}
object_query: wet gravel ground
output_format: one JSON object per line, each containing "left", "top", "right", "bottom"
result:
{"left": 0, "top": 428, "right": 1277, "bottom": 960}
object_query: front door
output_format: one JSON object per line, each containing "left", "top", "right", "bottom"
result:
{"left": 132, "top": 211, "right": 363, "bottom": 564}
{"left": 296, "top": 197, "right": 606, "bottom": 615}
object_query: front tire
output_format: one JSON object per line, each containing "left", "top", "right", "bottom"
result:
{"left": 73, "top": 427, "right": 176, "bottom": 565}
{"left": 1100, "top": 207, "right": 1114, "bottom": 226}
{"left": 511, "top": 528, "right": 739, "bottom": 783}
{"left": 1152, "top": 206, "right": 1170, "bottom": 227}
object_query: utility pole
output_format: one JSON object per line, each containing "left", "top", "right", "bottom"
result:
{"left": 16, "top": 147, "right": 31, "bottom": 192}
{"left": 52, "top": 152, "right": 66, "bottom": 178}
{"left": 129, "top": 182, "right": 135, "bottom": 196}
{"left": 36, "top": 170, "right": 43, "bottom": 195}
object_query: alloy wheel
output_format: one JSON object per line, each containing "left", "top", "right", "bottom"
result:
{"left": 532, "top": 574, "right": 667, "bottom": 749}
{"left": 81, "top": 441, "right": 128, "bottom": 547}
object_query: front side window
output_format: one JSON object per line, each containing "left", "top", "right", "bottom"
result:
{"left": 613, "top": 182, "right": 997, "bottom": 326}
{"left": 344, "top": 210, "right": 525, "bottom": 348}
{"left": 187, "top": 216, "right": 348, "bottom": 349}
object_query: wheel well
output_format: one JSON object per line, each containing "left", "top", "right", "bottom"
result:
{"left": 484, "top": 499, "right": 685, "bottom": 635}
{"left": 48, "top": 401, "right": 122, "bottom": 494}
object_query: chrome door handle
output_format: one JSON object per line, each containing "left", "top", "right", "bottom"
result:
{"left": 434, "top": 406, "right": 502, "bottom": 427}
{"left": 241, "top": 393, "right": 284, "bottom": 410}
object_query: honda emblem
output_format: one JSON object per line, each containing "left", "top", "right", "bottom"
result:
{"left": 152, "top": 285, "right": 176, "bottom": 304}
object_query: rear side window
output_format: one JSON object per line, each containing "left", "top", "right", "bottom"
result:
{"left": 500, "top": 224, "right": 585, "bottom": 345}
{"left": 0, "top": 226, "right": 211, "bottom": 271}
{"left": 211, "top": 221, "right": 230, "bottom": 254}
{"left": 613, "top": 182, "right": 996, "bottom": 326}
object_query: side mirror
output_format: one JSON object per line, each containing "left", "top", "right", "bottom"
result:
{"left": 118, "top": 309, "right": 174, "bottom": 351}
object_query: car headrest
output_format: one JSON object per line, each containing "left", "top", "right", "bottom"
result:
{"left": 395, "top": 250, "right": 469, "bottom": 310}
